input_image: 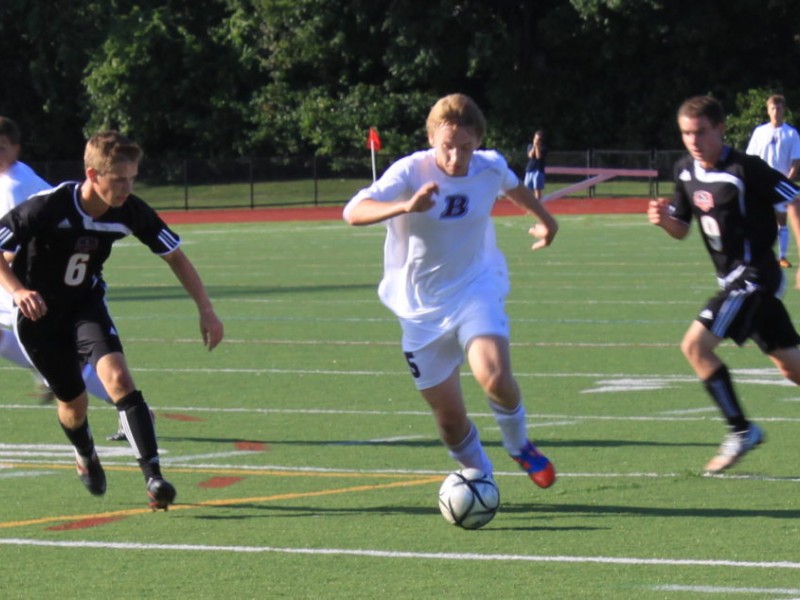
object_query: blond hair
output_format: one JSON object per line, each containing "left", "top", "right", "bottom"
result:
{"left": 426, "top": 94, "right": 486, "bottom": 141}
{"left": 84, "top": 130, "right": 142, "bottom": 172}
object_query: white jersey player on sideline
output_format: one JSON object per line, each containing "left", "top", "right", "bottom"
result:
{"left": 0, "top": 117, "right": 115, "bottom": 423}
{"left": 746, "top": 94, "right": 800, "bottom": 269}
{"left": 344, "top": 94, "right": 558, "bottom": 490}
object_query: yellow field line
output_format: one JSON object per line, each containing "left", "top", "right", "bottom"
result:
{"left": 0, "top": 463, "right": 441, "bottom": 530}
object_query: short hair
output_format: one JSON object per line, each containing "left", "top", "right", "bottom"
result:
{"left": 84, "top": 130, "right": 143, "bottom": 173}
{"left": 0, "top": 117, "right": 22, "bottom": 145}
{"left": 767, "top": 94, "right": 787, "bottom": 108}
{"left": 677, "top": 96, "right": 726, "bottom": 127}
{"left": 426, "top": 94, "right": 486, "bottom": 141}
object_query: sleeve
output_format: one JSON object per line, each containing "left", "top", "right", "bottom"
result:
{"left": 745, "top": 130, "right": 759, "bottom": 156}
{"left": 670, "top": 163, "right": 693, "bottom": 224}
{"left": 0, "top": 194, "right": 47, "bottom": 252}
{"left": 130, "top": 198, "right": 182, "bottom": 255}
{"left": 342, "top": 157, "right": 414, "bottom": 222}
{"left": 747, "top": 156, "right": 800, "bottom": 205}
{"left": 790, "top": 129, "right": 800, "bottom": 161}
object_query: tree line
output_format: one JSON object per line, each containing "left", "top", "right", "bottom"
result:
{"left": 2, "top": 0, "right": 799, "bottom": 163}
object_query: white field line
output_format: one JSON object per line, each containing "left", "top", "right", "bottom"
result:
{"left": 653, "top": 584, "right": 800, "bottom": 595}
{"left": 1, "top": 538, "right": 799, "bottom": 571}
{"left": 4, "top": 403, "right": 800, "bottom": 425}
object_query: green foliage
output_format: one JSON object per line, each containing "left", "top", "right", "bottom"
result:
{"left": 3, "top": 0, "right": 800, "bottom": 161}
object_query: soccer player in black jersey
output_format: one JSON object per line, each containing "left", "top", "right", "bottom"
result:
{"left": 0, "top": 131, "right": 224, "bottom": 509}
{"left": 649, "top": 95, "right": 800, "bottom": 474}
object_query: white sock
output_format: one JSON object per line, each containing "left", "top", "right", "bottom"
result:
{"left": 447, "top": 422, "right": 493, "bottom": 475}
{"left": 0, "top": 328, "right": 33, "bottom": 369}
{"left": 81, "top": 363, "right": 112, "bottom": 404}
{"left": 779, "top": 225, "right": 790, "bottom": 259}
{"left": 489, "top": 400, "right": 528, "bottom": 456}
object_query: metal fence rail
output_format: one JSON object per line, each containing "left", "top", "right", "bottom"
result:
{"left": 29, "top": 149, "right": 686, "bottom": 211}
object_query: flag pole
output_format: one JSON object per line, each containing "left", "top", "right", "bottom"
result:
{"left": 371, "top": 142, "right": 377, "bottom": 182}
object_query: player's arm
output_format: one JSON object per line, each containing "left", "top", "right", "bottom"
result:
{"left": 788, "top": 158, "right": 800, "bottom": 181}
{"left": 503, "top": 183, "right": 558, "bottom": 250}
{"left": 344, "top": 182, "right": 438, "bottom": 226}
{"left": 648, "top": 197, "right": 690, "bottom": 239}
{"left": 160, "top": 248, "right": 224, "bottom": 350}
{"left": 0, "top": 258, "right": 46, "bottom": 320}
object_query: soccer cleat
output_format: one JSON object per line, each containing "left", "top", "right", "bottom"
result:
{"left": 76, "top": 451, "right": 106, "bottom": 496}
{"left": 779, "top": 257, "right": 792, "bottom": 268}
{"left": 147, "top": 477, "right": 177, "bottom": 511}
{"left": 106, "top": 428, "right": 127, "bottom": 442}
{"left": 704, "top": 423, "right": 764, "bottom": 475}
{"left": 33, "top": 378, "right": 54, "bottom": 404}
{"left": 511, "top": 440, "right": 556, "bottom": 488}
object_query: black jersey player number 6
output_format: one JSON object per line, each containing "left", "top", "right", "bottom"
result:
{"left": 64, "top": 252, "right": 90, "bottom": 286}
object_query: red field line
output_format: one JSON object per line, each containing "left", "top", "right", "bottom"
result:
{"left": 159, "top": 197, "right": 649, "bottom": 225}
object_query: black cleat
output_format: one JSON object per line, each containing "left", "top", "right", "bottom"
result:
{"left": 76, "top": 451, "right": 106, "bottom": 496}
{"left": 147, "top": 477, "right": 176, "bottom": 511}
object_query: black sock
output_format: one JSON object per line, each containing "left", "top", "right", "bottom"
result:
{"left": 60, "top": 418, "right": 95, "bottom": 458}
{"left": 116, "top": 390, "right": 162, "bottom": 480}
{"left": 703, "top": 364, "right": 748, "bottom": 432}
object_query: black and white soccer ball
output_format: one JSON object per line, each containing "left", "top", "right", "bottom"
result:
{"left": 438, "top": 468, "right": 500, "bottom": 530}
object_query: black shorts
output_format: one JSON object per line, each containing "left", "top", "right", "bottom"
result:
{"left": 697, "top": 284, "right": 800, "bottom": 353}
{"left": 16, "top": 294, "right": 123, "bottom": 401}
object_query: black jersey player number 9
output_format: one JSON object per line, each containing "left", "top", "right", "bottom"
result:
{"left": 699, "top": 215, "right": 723, "bottom": 251}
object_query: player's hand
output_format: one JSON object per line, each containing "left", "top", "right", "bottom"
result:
{"left": 529, "top": 221, "right": 557, "bottom": 251}
{"left": 14, "top": 289, "right": 47, "bottom": 321}
{"left": 199, "top": 308, "right": 224, "bottom": 351}
{"left": 648, "top": 197, "right": 671, "bottom": 226}
{"left": 795, "top": 269, "right": 800, "bottom": 291}
{"left": 405, "top": 182, "right": 438, "bottom": 213}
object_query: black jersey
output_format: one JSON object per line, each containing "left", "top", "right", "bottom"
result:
{"left": 672, "top": 147, "right": 800, "bottom": 284}
{"left": 0, "top": 181, "right": 180, "bottom": 314}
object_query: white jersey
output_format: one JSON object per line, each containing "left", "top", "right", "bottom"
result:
{"left": 0, "top": 161, "right": 51, "bottom": 325}
{"left": 344, "top": 149, "right": 519, "bottom": 324}
{"left": 746, "top": 122, "right": 800, "bottom": 176}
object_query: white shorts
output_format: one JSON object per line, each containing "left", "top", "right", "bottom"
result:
{"left": 400, "top": 293, "right": 510, "bottom": 390}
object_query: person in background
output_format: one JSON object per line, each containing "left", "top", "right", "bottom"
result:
{"left": 524, "top": 130, "right": 547, "bottom": 202}
{"left": 0, "top": 117, "right": 113, "bottom": 413}
{"left": 746, "top": 94, "right": 800, "bottom": 269}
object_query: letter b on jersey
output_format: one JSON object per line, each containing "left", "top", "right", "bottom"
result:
{"left": 440, "top": 195, "right": 469, "bottom": 219}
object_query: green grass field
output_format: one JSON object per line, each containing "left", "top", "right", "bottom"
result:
{"left": 2, "top": 212, "right": 800, "bottom": 599}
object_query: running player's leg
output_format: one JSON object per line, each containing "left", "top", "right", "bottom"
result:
{"left": 406, "top": 335, "right": 494, "bottom": 475}
{"left": 684, "top": 297, "right": 762, "bottom": 473}
{"left": 17, "top": 315, "right": 106, "bottom": 495}
{"left": 79, "top": 300, "right": 175, "bottom": 509}
{"left": 466, "top": 334, "right": 555, "bottom": 488}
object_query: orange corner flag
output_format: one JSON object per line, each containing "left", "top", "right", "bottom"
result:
{"left": 366, "top": 127, "right": 382, "bottom": 152}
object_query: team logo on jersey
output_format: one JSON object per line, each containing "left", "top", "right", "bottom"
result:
{"left": 74, "top": 236, "right": 99, "bottom": 253}
{"left": 693, "top": 190, "right": 714, "bottom": 212}
{"left": 440, "top": 195, "right": 469, "bottom": 219}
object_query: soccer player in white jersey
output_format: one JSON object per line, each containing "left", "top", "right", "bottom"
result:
{"left": 344, "top": 94, "right": 559, "bottom": 489}
{"left": 0, "top": 117, "right": 113, "bottom": 411}
{"left": 746, "top": 94, "right": 800, "bottom": 269}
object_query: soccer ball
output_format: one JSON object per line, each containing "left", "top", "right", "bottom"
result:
{"left": 438, "top": 468, "right": 500, "bottom": 530}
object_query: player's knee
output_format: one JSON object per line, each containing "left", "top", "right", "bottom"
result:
{"left": 478, "top": 370, "right": 515, "bottom": 401}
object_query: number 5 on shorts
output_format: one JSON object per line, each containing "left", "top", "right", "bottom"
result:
{"left": 404, "top": 352, "right": 421, "bottom": 378}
